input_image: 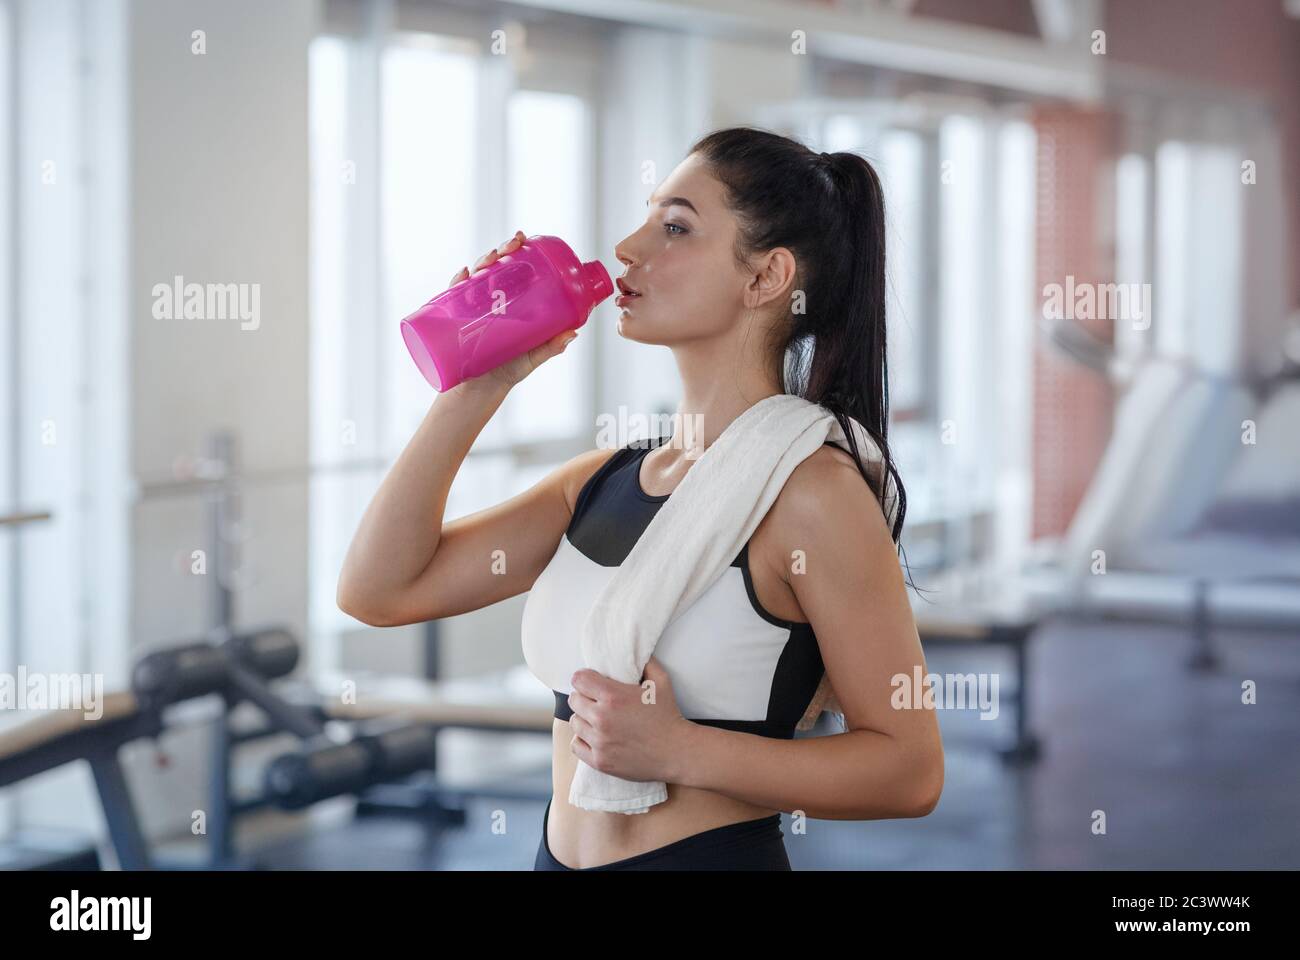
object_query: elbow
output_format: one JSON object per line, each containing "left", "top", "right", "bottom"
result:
{"left": 336, "top": 575, "right": 393, "bottom": 628}
{"left": 906, "top": 782, "right": 942, "bottom": 819}
{"left": 902, "top": 754, "right": 945, "bottom": 818}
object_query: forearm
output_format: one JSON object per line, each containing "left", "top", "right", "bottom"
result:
{"left": 338, "top": 379, "right": 510, "bottom": 603}
{"left": 672, "top": 721, "right": 935, "bottom": 821}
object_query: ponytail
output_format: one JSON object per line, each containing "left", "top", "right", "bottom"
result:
{"left": 689, "top": 128, "right": 909, "bottom": 552}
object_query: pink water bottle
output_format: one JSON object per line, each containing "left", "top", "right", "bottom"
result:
{"left": 400, "top": 235, "right": 613, "bottom": 391}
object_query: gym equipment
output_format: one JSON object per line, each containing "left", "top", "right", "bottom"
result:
{"left": 0, "top": 510, "right": 52, "bottom": 528}
{"left": 263, "top": 721, "right": 439, "bottom": 810}
{"left": 0, "top": 619, "right": 566, "bottom": 869}
{"left": 268, "top": 666, "right": 558, "bottom": 818}
{"left": 0, "top": 627, "right": 447, "bottom": 869}
{"left": 399, "top": 234, "right": 612, "bottom": 391}
{"left": 1039, "top": 318, "right": 1300, "bottom": 668}
{"left": 131, "top": 431, "right": 447, "bottom": 684}
{"left": 0, "top": 627, "right": 298, "bottom": 868}
{"left": 909, "top": 592, "right": 1044, "bottom": 764}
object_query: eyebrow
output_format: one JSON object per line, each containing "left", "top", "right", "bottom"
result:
{"left": 646, "top": 194, "right": 700, "bottom": 215}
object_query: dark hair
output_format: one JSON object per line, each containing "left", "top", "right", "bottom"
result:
{"left": 688, "top": 126, "right": 911, "bottom": 568}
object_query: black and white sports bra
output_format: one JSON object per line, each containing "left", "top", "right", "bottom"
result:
{"left": 520, "top": 435, "right": 831, "bottom": 740}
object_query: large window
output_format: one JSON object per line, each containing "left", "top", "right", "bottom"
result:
{"left": 503, "top": 89, "right": 593, "bottom": 449}
{"left": 380, "top": 39, "right": 482, "bottom": 456}
{"left": 878, "top": 126, "right": 928, "bottom": 419}
{"left": 0, "top": 0, "right": 129, "bottom": 841}
{"left": 1154, "top": 139, "right": 1243, "bottom": 375}
{"left": 307, "top": 26, "right": 599, "bottom": 665}
{"left": 751, "top": 98, "right": 1038, "bottom": 567}
{"left": 1111, "top": 87, "right": 1276, "bottom": 385}
{"left": 0, "top": 0, "right": 14, "bottom": 841}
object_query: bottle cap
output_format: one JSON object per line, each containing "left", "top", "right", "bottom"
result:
{"left": 579, "top": 259, "right": 614, "bottom": 306}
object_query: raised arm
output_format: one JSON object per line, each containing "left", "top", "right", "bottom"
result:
{"left": 336, "top": 389, "right": 614, "bottom": 626}
{"left": 336, "top": 230, "right": 608, "bottom": 627}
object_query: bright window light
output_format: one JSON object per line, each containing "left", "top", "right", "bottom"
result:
{"left": 503, "top": 89, "right": 591, "bottom": 444}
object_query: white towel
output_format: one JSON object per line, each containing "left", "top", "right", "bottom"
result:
{"left": 568, "top": 393, "right": 900, "bottom": 814}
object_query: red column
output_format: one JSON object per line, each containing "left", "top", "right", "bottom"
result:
{"left": 1030, "top": 106, "right": 1117, "bottom": 540}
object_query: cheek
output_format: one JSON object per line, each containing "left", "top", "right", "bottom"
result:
{"left": 636, "top": 244, "right": 690, "bottom": 299}
{"left": 641, "top": 243, "right": 733, "bottom": 306}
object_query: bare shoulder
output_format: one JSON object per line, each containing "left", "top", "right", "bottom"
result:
{"left": 556, "top": 445, "right": 623, "bottom": 516}
{"left": 762, "top": 444, "right": 894, "bottom": 559}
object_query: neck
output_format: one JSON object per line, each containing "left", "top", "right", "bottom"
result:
{"left": 664, "top": 329, "right": 784, "bottom": 457}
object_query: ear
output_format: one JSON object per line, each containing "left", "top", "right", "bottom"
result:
{"left": 745, "top": 246, "right": 798, "bottom": 311}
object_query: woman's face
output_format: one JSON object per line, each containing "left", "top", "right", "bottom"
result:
{"left": 612, "top": 153, "right": 750, "bottom": 345}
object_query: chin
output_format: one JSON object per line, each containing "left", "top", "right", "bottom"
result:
{"left": 615, "top": 311, "right": 662, "bottom": 345}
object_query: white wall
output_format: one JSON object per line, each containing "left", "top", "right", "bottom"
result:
{"left": 120, "top": 0, "right": 315, "bottom": 849}
{"left": 129, "top": 0, "right": 313, "bottom": 648}
{"left": 594, "top": 28, "right": 810, "bottom": 420}
{"left": 4, "top": 0, "right": 132, "bottom": 844}
{"left": 431, "top": 26, "right": 820, "bottom": 689}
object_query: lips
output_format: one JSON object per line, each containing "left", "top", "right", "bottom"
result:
{"left": 616, "top": 276, "right": 642, "bottom": 308}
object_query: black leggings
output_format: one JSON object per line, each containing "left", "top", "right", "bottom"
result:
{"left": 534, "top": 797, "right": 792, "bottom": 871}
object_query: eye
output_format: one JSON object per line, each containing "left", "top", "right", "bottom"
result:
{"left": 664, "top": 222, "right": 687, "bottom": 237}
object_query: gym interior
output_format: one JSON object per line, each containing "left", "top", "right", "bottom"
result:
{"left": 1, "top": 0, "right": 1298, "bottom": 871}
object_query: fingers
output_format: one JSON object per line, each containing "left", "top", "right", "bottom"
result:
{"left": 554, "top": 330, "right": 578, "bottom": 360}
{"left": 528, "top": 330, "right": 577, "bottom": 372}
{"left": 472, "top": 230, "right": 527, "bottom": 272}
{"left": 452, "top": 231, "right": 526, "bottom": 286}
{"left": 567, "top": 688, "right": 597, "bottom": 719}
{"left": 569, "top": 731, "right": 593, "bottom": 766}
{"left": 497, "top": 229, "right": 525, "bottom": 255}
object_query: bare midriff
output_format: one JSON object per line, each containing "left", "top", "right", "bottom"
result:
{"left": 541, "top": 446, "right": 839, "bottom": 869}
{"left": 544, "top": 718, "right": 778, "bottom": 869}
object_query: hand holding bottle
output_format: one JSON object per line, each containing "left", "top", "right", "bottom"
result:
{"left": 400, "top": 231, "right": 610, "bottom": 393}
{"left": 443, "top": 230, "right": 579, "bottom": 392}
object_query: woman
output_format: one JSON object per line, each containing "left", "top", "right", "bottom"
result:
{"left": 337, "top": 126, "right": 943, "bottom": 871}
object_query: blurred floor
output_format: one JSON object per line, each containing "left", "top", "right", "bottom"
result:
{"left": 179, "top": 619, "right": 1299, "bottom": 871}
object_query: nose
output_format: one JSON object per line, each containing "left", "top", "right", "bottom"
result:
{"left": 614, "top": 222, "right": 649, "bottom": 270}
{"left": 614, "top": 233, "right": 635, "bottom": 270}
